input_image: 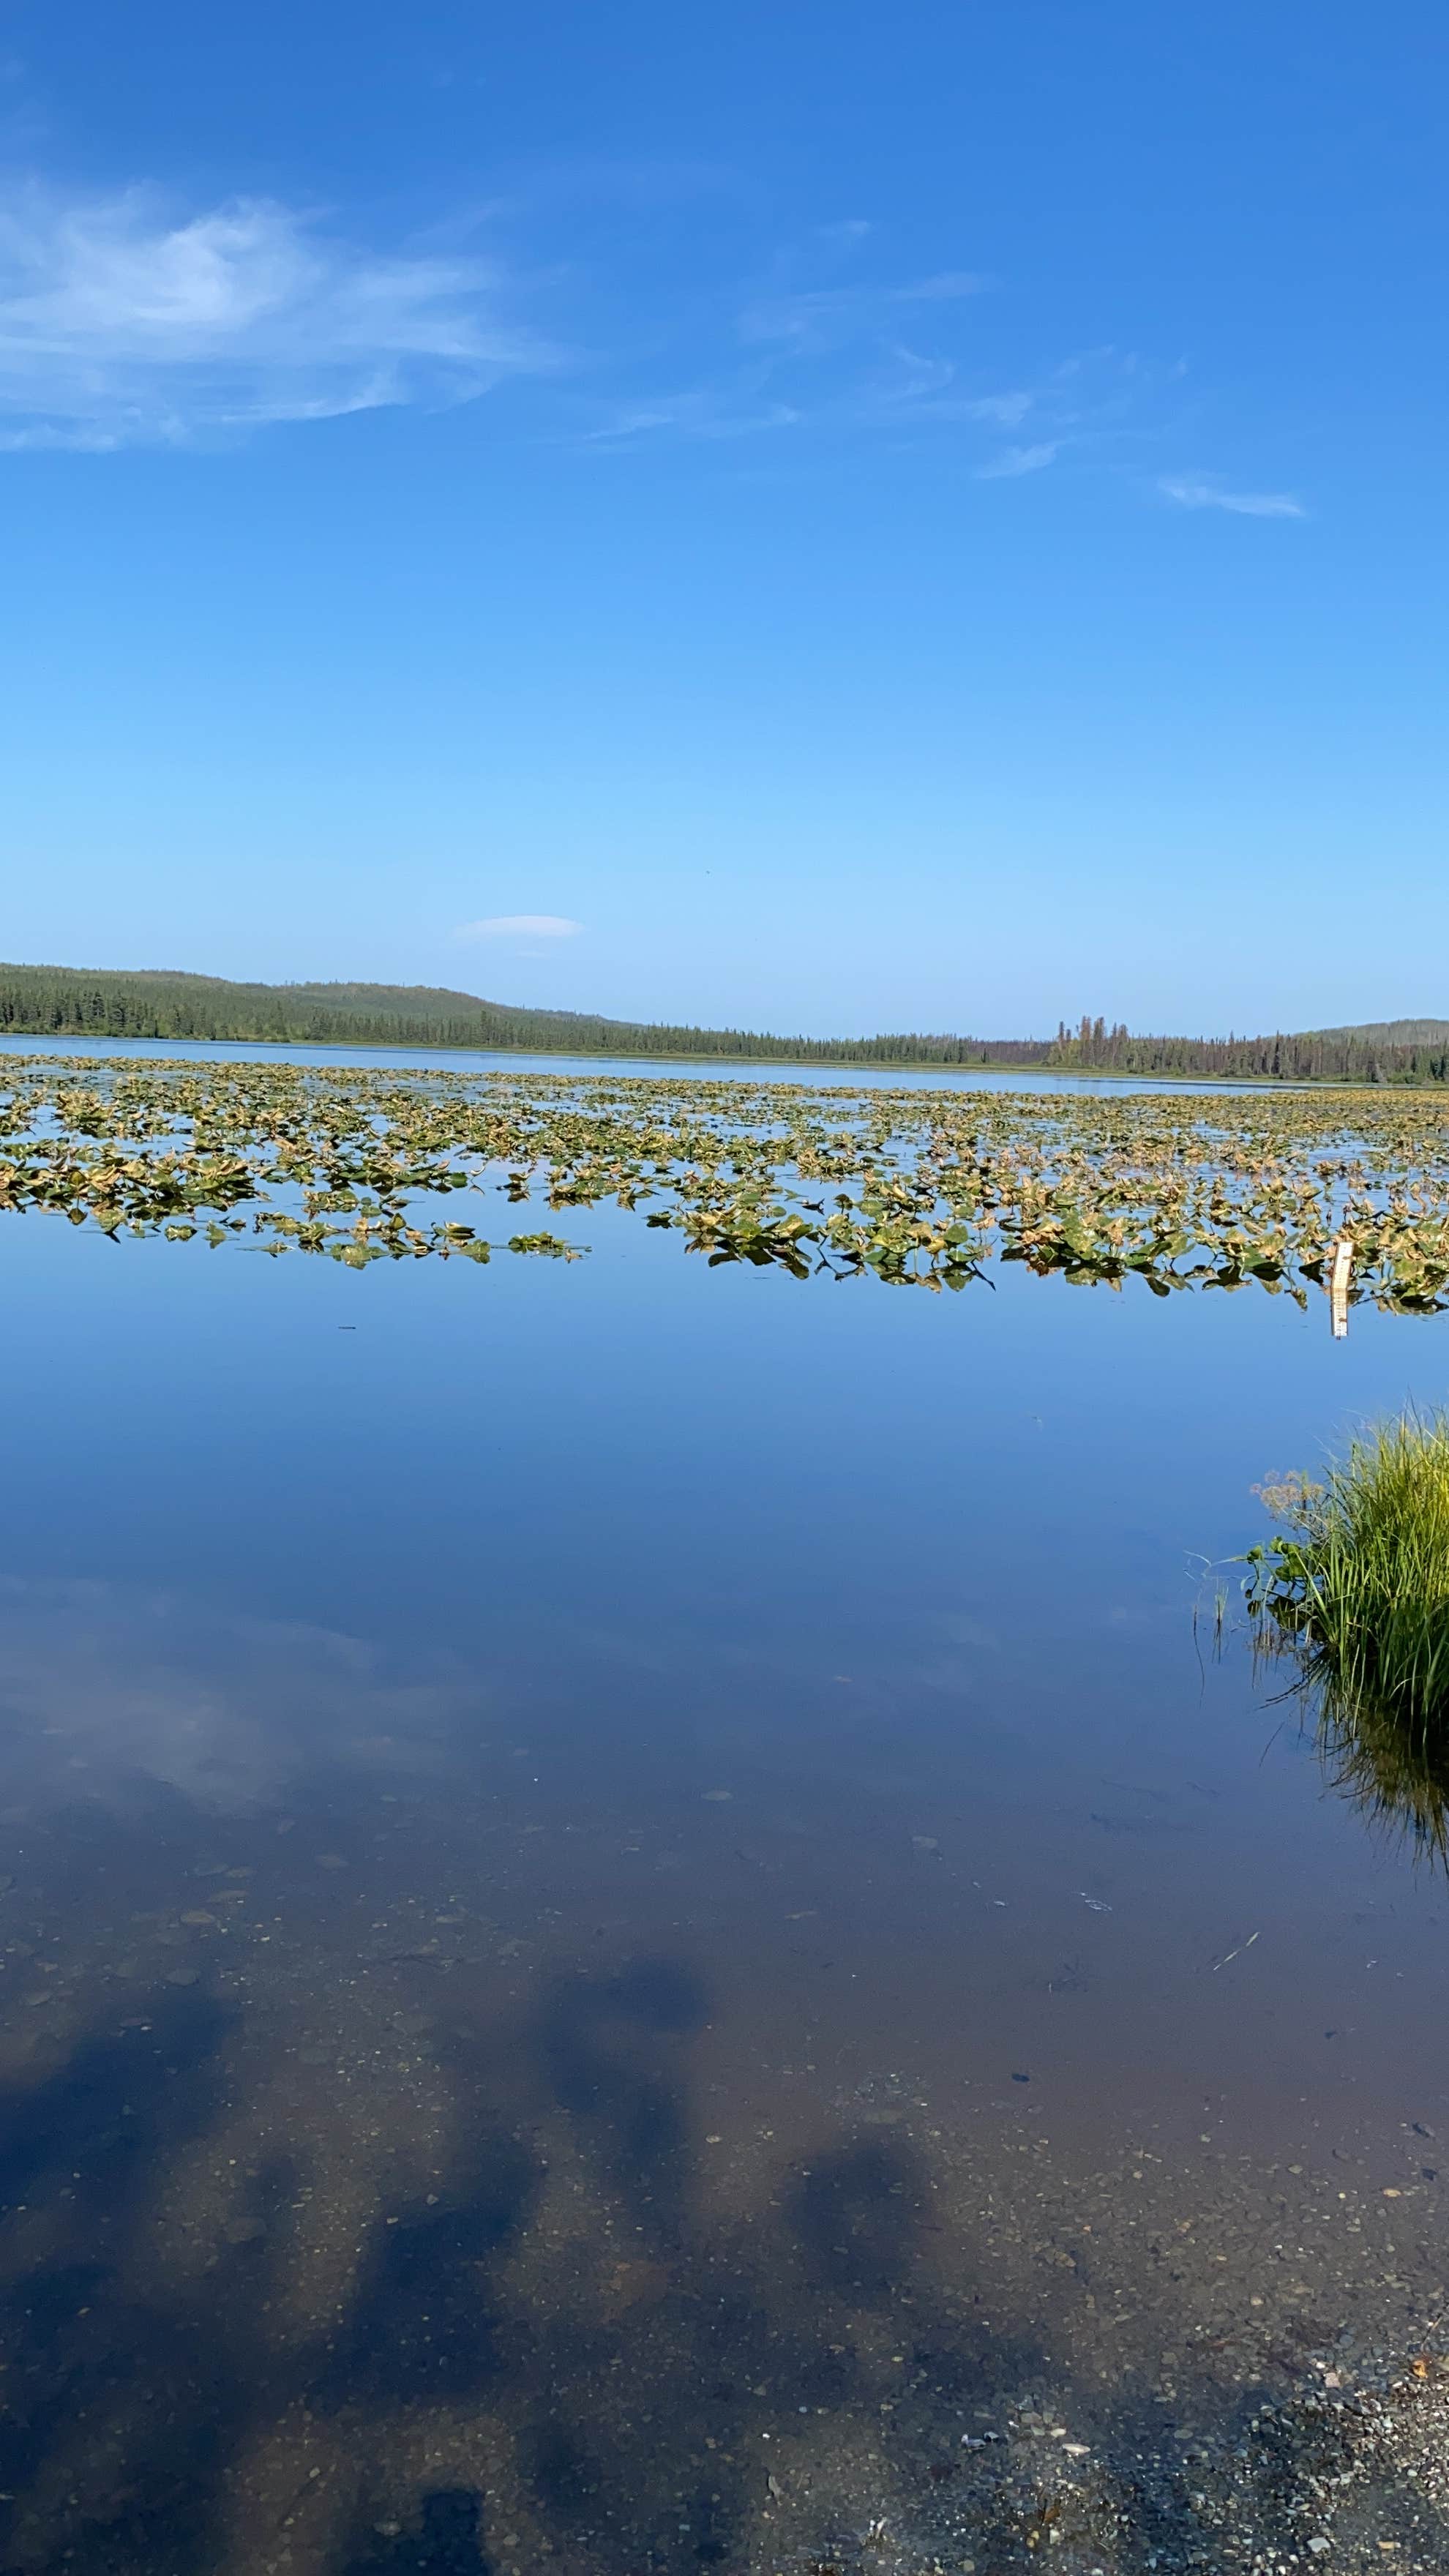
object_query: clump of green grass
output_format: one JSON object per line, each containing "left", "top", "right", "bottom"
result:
{"left": 1248, "top": 1413, "right": 1449, "bottom": 1850}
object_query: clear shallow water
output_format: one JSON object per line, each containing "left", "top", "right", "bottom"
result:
{"left": 1, "top": 1197, "right": 1447, "bottom": 2572}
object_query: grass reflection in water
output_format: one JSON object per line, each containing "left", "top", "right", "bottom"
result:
{"left": 1248, "top": 1415, "right": 1449, "bottom": 1857}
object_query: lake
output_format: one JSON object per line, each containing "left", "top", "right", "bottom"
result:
{"left": 0, "top": 1028, "right": 1291, "bottom": 1096}
{"left": 0, "top": 1046, "right": 1445, "bottom": 2573}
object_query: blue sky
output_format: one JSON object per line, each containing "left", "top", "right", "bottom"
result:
{"left": 0, "top": 0, "right": 1443, "bottom": 1036}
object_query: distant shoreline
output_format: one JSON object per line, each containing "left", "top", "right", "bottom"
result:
{"left": 4, "top": 965, "right": 1447, "bottom": 1086}
{"left": 0, "top": 1027, "right": 1383, "bottom": 1087}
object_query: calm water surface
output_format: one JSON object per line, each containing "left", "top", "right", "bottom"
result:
{"left": 0, "top": 1180, "right": 1445, "bottom": 2572}
{"left": 0, "top": 1028, "right": 1291, "bottom": 1095}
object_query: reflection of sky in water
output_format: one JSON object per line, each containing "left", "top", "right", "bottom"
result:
{"left": 0, "top": 1579, "right": 477, "bottom": 1812}
{"left": 1, "top": 1205, "right": 1448, "bottom": 2568}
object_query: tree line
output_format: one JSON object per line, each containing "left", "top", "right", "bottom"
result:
{"left": 1047, "top": 1014, "right": 1449, "bottom": 1085}
{"left": 0, "top": 965, "right": 1042, "bottom": 1066}
{"left": 1, "top": 965, "right": 1445, "bottom": 1084}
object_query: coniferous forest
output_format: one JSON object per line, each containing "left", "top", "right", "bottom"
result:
{"left": 1, "top": 962, "right": 1447, "bottom": 1083}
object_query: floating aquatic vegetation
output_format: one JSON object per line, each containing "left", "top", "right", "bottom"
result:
{"left": 1247, "top": 1418, "right": 1449, "bottom": 1856}
{"left": 1, "top": 1052, "right": 1449, "bottom": 1312}
{"left": 506, "top": 1231, "right": 587, "bottom": 1260}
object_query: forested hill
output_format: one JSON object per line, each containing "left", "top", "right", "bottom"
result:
{"left": 0, "top": 963, "right": 1042, "bottom": 1067}
{"left": 1044, "top": 1015, "right": 1449, "bottom": 1082}
{"left": 1, "top": 965, "right": 1448, "bottom": 1083}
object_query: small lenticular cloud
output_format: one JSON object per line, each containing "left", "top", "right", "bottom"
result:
{"left": 454, "top": 914, "right": 583, "bottom": 940}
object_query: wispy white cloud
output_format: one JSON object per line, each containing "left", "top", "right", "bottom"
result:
{"left": 584, "top": 352, "right": 1031, "bottom": 446}
{"left": 0, "top": 175, "right": 1203, "bottom": 499}
{"left": 454, "top": 914, "right": 583, "bottom": 940}
{"left": 584, "top": 389, "right": 801, "bottom": 442}
{"left": 1158, "top": 473, "right": 1305, "bottom": 519}
{"left": 977, "top": 440, "right": 1060, "bottom": 479}
{"left": 962, "top": 389, "right": 1035, "bottom": 427}
{"left": 577, "top": 228, "right": 1102, "bottom": 458}
{"left": 738, "top": 269, "right": 985, "bottom": 354}
{"left": 0, "top": 181, "right": 555, "bottom": 446}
